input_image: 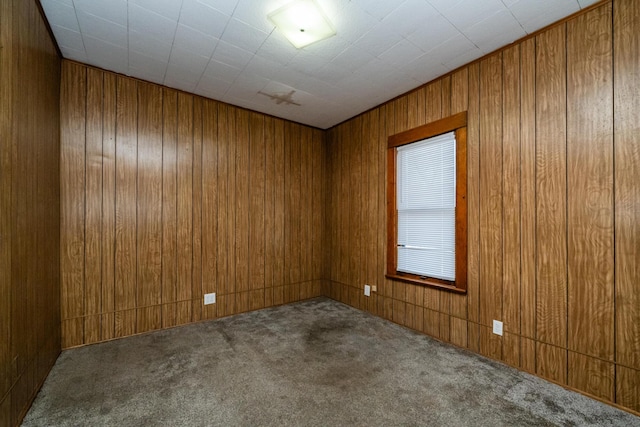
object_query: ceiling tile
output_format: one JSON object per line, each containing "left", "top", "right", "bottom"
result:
{"left": 83, "top": 36, "right": 128, "bottom": 73}
{"left": 333, "top": 3, "right": 379, "bottom": 43}
{"left": 378, "top": 39, "right": 425, "bottom": 68}
{"left": 463, "top": 9, "right": 526, "bottom": 54}
{"left": 437, "top": 0, "right": 507, "bottom": 30}
{"left": 50, "top": 25, "right": 85, "bottom": 52}
{"left": 406, "top": 14, "right": 459, "bottom": 53}
{"left": 210, "top": 40, "right": 254, "bottom": 70}
{"left": 128, "top": 51, "right": 167, "bottom": 83}
{"left": 233, "top": 0, "right": 283, "bottom": 34}
{"left": 382, "top": 0, "right": 440, "bottom": 38}
{"left": 76, "top": 11, "right": 127, "bottom": 49}
{"left": 195, "top": 76, "right": 230, "bottom": 99}
{"left": 128, "top": 4, "right": 178, "bottom": 45}
{"left": 129, "top": 30, "right": 173, "bottom": 62}
{"left": 59, "top": 45, "right": 88, "bottom": 63}
{"left": 353, "top": 24, "right": 403, "bottom": 58}
{"left": 73, "top": 0, "right": 127, "bottom": 26}
{"left": 330, "top": 46, "right": 375, "bottom": 73}
{"left": 164, "top": 62, "right": 204, "bottom": 86}
{"left": 204, "top": 59, "right": 243, "bottom": 83}
{"left": 255, "top": 32, "right": 300, "bottom": 65}
{"left": 130, "top": 0, "right": 184, "bottom": 21}
{"left": 173, "top": 24, "right": 219, "bottom": 58}
{"left": 168, "top": 48, "right": 211, "bottom": 73}
{"left": 220, "top": 18, "right": 270, "bottom": 54}
{"left": 508, "top": 0, "right": 577, "bottom": 33}
{"left": 196, "top": 0, "right": 240, "bottom": 16}
{"left": 40, "top": 0, "right": 80, "bottom": 31}
{"left": 179, "top": 0, "right": 230, "bottom": 38}
{"left": 349, "top": 0, "right": 401, "bottom": 21}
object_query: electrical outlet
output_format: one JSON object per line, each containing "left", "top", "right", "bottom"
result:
{"left": 493, "top": 320, "right": 503, "bottom": 336}
{"left": 364, "top": 284, "right": 371, "bottom": 297}
{"left": 371, "top": 285, "right": 377, "bottom": 293}
{"left": 204, "top": 293, "right": 216, "bottom": 305}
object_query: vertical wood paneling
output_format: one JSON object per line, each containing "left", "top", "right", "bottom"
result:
{"left": 202, "top": 100, "right": 218, "bottom": 318}
{"left": 273, "top": 118, "right": 285, "bottom": 305}
{"left": 264, "top": 116, "right": 275, "bottom": 305}
{"left": 520, "top": 38, "right": 536, "bottom": 341}
{"left": 614, "top": 0, "right": 640, "bottom": 373}
{"left": 60, "top": 62, "right": 86, "bottom": 326}
{"left": 535, "top": 25, "right": 568, "bottom": 352}
{"left": 136, "top": 82, "right": 163, "bottom": 333}
{"left": 568, "top": 352, "right": 614, "bottom": 402}
{"left": 566, "top": 4, "right": 614, "bottom": 362}
{"left": 249, "top": 112, "right": 265, "bottom": 309}
{"left": 502, "top": 45, "right": 521, "bottom": 337}
{"left": 466, "top": 62, "right": 481, "bottom": 327}
{"left": 115, "top": 77, "right": 138, "bottom": 328}
{"left": 479, "top": 54, "right": 504, "bottom": 361}
{"left": 84, "top": 68, "right": 103, "bottom": 344}
{"left": 176, "top": 93, "right": 193, "bottom": 304}
{"left": 616, "top": 367, "right": 640, "bottom": 412}
{"left": 192, "top": 98, "right": 203, "bottom": 321}
{"left": 101, "top": 73, "right": 116, "bottom": 340}
{"left": 235, "top": 109, "right": 250, "bottom": 309}
{"left": 216, "top": 104, "right": 230, "bottom": 305}
{"left": 161, "top": 89, "right": 178, "bottom": 327}
{"left": 1, "top": 0, "right": 61, "bottom": 421}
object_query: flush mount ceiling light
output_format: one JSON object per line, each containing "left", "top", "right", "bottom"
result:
{"left": 268, "top": 0, "right": 336, "bottom": 49}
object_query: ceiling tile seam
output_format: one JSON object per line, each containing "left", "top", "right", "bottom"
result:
{"left": 192, "top": 7, "right": 243, "bottom": 97}
{"left": 70, "top": 0, "right": 88, "bottom": 57}
{"left": 160, "top": 0, "right": 187, "bottom": 85}
{"left": 500, "top": 1, "right": 529, "bottom": 36}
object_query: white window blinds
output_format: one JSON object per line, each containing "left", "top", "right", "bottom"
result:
{"left": 396, "top": 131, "right": 456, "bottom": 281}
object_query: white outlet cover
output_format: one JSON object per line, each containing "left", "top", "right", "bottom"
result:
{"left": 204, "top": 293, "right": 216, "bottom": 305}
{"left": 493, "top": 320, "right": 503, "bottom": 336}
{"left": 364, "top": 284, "right": 371, "bottom": 297}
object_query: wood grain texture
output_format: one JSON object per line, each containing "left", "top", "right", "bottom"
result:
{"left": 568, "top": 352, "right": 614, "bottom": 401}
{"left": 466, "top": 62, "right": 481, "bottom": 324}
{"left": 1, "top": 0, "right": 61, "bottom": 422}
{"left": 566, "top": 4, "right": 614, "bottom": 361}
{"left": 115, "top": 76, "right": 138, "bottom": 320}
{"left": 61, "top": 62, "right": 86, "bottom": 322}
{"left": 520, "top": 38, "right": 536, "bottom": 340}
{"left": 479, "top": 54, "right": 503, "bottom": 329}
{"left": 202, "top": 100, "right": 218, "bottom": 307}
{"left": 192, "top": 98, "right": 203, "bottom": 319}
{"left": 60, "top": 62, "right": 325, "bottom": 347}
{"left": 136, "top": 83, "right": 163, "bottom": 318}
{"left": 537, "top": 342, "right": 567, "bottom": 385}
{"left": 535, "top": 25, "right": 567, "bottom": 348}
{"left": 85, "top": 68, "right": 103, "bottom": 323}
{"left": 616, "top": 366, "right": 640, "bottom": 412}
{"left": 614, "top": 0, "right": 640, "bottom": 371}
{"left": 249, "top": 112, "right": 265, "bottom": 294}
{"left": 502, "top": 45, "right": 521, "bottom": 337}
{"left": 177, "top": 93, "right": 193, "bottom": 303}
{"left": 101, "top": 73, "right": 117, "bottom": 339}
{"left": 161, "top": 89, "right": 178, "bottom": 327}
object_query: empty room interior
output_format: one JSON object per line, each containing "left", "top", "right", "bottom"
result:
{"left": 2, "top": 0, "right": 639, "bottom": 425}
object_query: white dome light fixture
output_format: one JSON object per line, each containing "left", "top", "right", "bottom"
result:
{"left": 268, "top": 0, "right": 336, "bottom": 49}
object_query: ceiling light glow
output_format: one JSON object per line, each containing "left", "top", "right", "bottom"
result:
{"left": 268, "top": 0, "right": 336, "bottom": 49}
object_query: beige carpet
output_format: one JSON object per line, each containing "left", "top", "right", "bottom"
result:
{"left": 23, "top": 297, "right": 640, "bottom": 426}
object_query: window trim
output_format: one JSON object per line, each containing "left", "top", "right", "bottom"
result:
{"left": 386, "top": 112, "right": 468, "bottom": 293}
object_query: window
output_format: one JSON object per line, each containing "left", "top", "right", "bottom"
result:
{"left": 386, "top": 112, "right": 467, "bottom": 292}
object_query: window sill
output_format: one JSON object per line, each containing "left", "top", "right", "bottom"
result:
{"left": 385, "top": 273, "right": 467, "bottom": 294}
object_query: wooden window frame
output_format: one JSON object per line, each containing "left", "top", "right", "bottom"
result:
{"left": 386, "top": 112, "right": 468, "bottom": 293}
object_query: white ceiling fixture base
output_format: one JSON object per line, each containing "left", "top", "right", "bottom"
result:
{"left": 268, "top": 0, "right": 336, "bottom": 49}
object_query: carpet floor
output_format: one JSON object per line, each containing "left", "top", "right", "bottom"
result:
{"left": 23, "top": 297, "right": 640, "bottom": 426}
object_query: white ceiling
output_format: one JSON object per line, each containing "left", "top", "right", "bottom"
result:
{"left": 41, "top": 0, "right": 599, "bottom": 129}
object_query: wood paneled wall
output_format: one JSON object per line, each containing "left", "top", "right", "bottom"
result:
{"left": 326, "top": 0, "right": 639, "bottom": 413}
{"left": 0, "top": 0, "right": 62, "bottom": 425}
{"left": 60, "top": 62, "right": 328, "bottom": 348}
